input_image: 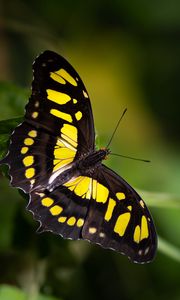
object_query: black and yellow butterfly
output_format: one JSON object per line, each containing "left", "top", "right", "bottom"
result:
{"left": 0, "top": 50, "right": 157, "bottom": 263}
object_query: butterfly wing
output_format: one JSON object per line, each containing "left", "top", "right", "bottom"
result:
{"left": 27, "top": 50, "right": 95, "bottom": 152}
{"left": 1, "top": 51, "right": 95, "bottom": 193}
{"left": 27, "top": 175, "right": 94, "bottom": 239}
{"left": 81, "top": 165, "right": 157, "bottom": 263}
{"left": 28, "top": 165, "right": 157, "bottom": 263}
{"left": 28, "top": 185, "right": 88, "bottom": 240}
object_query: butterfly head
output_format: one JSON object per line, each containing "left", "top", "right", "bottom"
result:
{"left": 100, "top": 147, "right": 111, "bottom": 160}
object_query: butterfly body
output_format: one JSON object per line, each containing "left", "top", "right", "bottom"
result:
{"left": 0, "top": 50, "right": 157, "bottom": 263}
{"left": 77, "top": 148, "right": 110, "bottom": 171}
{"left": 39, "top": 148, "right": 109, "bottom": 192}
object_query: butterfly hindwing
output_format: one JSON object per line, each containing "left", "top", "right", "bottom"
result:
{"left": 28, "top": 177, "right": 91, "bottom": 239}
{"left": 27, "top": 167, "right": 157, "bottom": 263}
{"left": 81, "top": 165, "right": 157, "bottom": 263}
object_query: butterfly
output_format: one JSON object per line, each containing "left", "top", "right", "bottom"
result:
{"left": 0, "top": 50, "right": 157, "bottom": 263}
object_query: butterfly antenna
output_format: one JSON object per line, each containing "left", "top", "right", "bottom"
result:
{"left": 110, "top": 153, "right": 150, "bottom": 163}
{"left": 106, "top": 108, "right": 127, "bottom": 148}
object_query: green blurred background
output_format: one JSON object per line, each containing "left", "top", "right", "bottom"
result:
{"left": 0, "top": 1, "right": 180, "bottom": 299}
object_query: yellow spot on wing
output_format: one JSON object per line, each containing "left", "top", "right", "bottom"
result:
{"left": 75, "top": 111, "right": 82, "bottom": 121}
{"left": 50, "top": 71, "right": 66, "bottom": 84}
{"left": 54, "top": 147, "right": 75, "bottom": 159}
{"left": 53, "top": 138, "right": 76, "bottom": 172}
{"left": 105, "top": 198, "right": 116, "bottom": 221}
{"left": 83, "top": 90, "right": 88, "bottom": 98}
{"left": 50, "top": 109, "right": 72, "bottom": 122}
{"left": 35, "top": 192, "right": 45, "bottom": 197}
{"left": 86, "top": 179, "right": 92, "bottom": 199}
{"left": 127, "top": 205, "right": 132, "bottom": 211}
{"left": 96, "top": 182, "right": 109, "bottom": 203}
{"left": 73, "top": 99, "right": 77, "bottom": 104}
{"left": 114, "top": 212, "right": 130, "bottom": 236}
{"left": 116, "top": 192, "right": 125, "bottom": 200}
{"left": 23, "top": 156, "right": 34, "bottom": 167}
{"left": 53, "top": 158, "right": 74, "bottom": 172}
{"left": 50, "top": 205, "right": 63, "bottom": 216}
{"left": 89, "top": 227, "right": 97, "bottom": 234}
{"left": 60, "top": 139, "right": 76, "bottom": 151}
{"left": 47, "top": 89, "right": 71, "bottom": 105}
{"left": 74, "top": 177, "right": 91, "bottom": 197}
{"left": 25, "top": 168, "right": 35, "bottom": 179}
{"left": 55, "top": 139, "right": 64, "bottom": 148}
{"left": 134, "top": 225, "right": 141, "bottom": 243}
{"left": 64, "top": 176, "right": 92, "bottom": 199}
{"left": 99, "top": 232, "right": 105, "bottom": 238}
{"left": 32, "top": 112, "right": 38, "bottom": 118}
{"left": 58, "top": 216, "right": 67, "bottom": 223}
{"left": 140, "top": 216, "right": 149, "bottom": 241}
{"left": 67, "top": 216, "right": 76, "bottom": 226}
{"left": 61, "top": 134, "right": 77, "bottom": 148}
{"left": 57, "top": 69, "right": 77, "bottom": 86}
{"left": 42, "top": 197, "right": 54, "bottom": 207}
{"left": 30, "top": 179, "right": 35, "bottom": 185}
{"left": 77, "top": 218, "right": 84, "bottom": 227}
{"left": 28, "top": 130, "right": 37, "bottom": 138}
{"left": 140, "top": 200, "right": 145, "bottom": 208}
{"left": 21, "top": 147, "right": 28, "bottom": 154}
{"left": 92, "top": 180, "right": 97, "bottom": 199}
{"left": 65, "top": 176, "right": 82, "bottom": 188}
{"left": 24, "top": 138, "right": 34, "bottom": 146}
{"left": 61, "top": 124, "right": 77, "bottom": 144}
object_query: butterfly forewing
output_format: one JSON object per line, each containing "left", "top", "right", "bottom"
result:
{"left": 27, "top": 50, "right": 95, "bottom": 153}
{"left": 0, "top": 50, "right": 157, "bottom": 263}
{"left": 1, "top": 51, "right": 95, "bottom": 192}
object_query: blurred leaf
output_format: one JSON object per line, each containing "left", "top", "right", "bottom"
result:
{"left": 0, "top": 82, "right": 26, "bottom": 158}
{"left": 36, "top": 294, "right": 62, "bottom": 300}
{"left": 0, "top": 82, "right": 28, "bottom": 119}
{"left": 138, "top": 189, "right": 180, "bottom": 209}
{"left": 0, "top": 178, "right": 20, "bottom": 250}
{"left": 0, "top": 285, "right": 26, "bottom": 300}
{"left": 0, "top": 134, "right": 10, "bottom": 160}
{"left": 0, "top": 117, "right": 23, "bottom": 134}
{"left": 0, "top": 284, "right": 62, "bottom": 300}
{"left": 158, "top": 236, "right": 180, "bottom": 263}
